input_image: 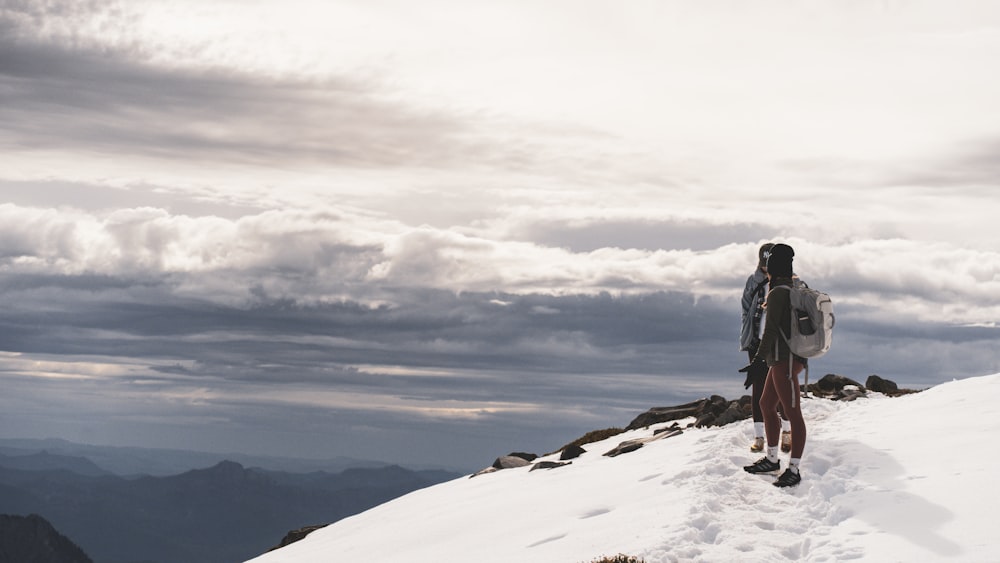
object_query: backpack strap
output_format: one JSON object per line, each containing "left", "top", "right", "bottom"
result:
{"left": 768, "top": 285, "right": 793, "bottom": 344}
{"left": 753, "top": 278, "right": 768, "bottom": 297}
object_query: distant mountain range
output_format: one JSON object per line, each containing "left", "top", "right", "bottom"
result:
{"left": 0, "top": 437, "right": 418, "bottom": 476}
{"left": 0, "top": 441, "right": 461, "bottom": 563}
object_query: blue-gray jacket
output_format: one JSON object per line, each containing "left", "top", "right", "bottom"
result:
{"left": 739, "top": 269, "right": 768, "bottom": 351}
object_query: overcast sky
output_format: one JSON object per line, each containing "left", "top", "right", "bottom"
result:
{"left": 1, "top": 0, "right": 999, "bottom": 470}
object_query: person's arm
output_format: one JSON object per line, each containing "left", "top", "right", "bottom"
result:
{"left": 740, "top": 275, "right": 757, "bottom": 322}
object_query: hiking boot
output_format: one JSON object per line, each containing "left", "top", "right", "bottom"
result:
{"left": 773, "top": 467, "right": 801, "bottom": 488}
{"left": 781, "top": 431, "right": 792, "bottom": 453}
{"left": 743, "top": 456, "right": 780, "bottom": 474}
{"left": 750, "top": 437, "right": 764, "bottom": 452}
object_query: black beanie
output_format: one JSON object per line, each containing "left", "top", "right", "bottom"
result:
{"left": 758, "top": 243, "right": 775, "bottom": 269}
{"left": 766, "top": 243, "right": 794, "bottom": 277}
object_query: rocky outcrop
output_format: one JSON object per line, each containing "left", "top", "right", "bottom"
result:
{"left": 560, "top": 444, "right": 587, "bottom": 461}
{"left": 0, "top": 514, "right": 93, "bottom": 563}
{"left": 864, "top": 374, "right": 918, "bottom": 396}
{"left": 530, "top": 461, "right": 573, "bottom": 471}
{"left": 473, "top": 374, "right": 920, "bottom": 473}
{"left": 268, "top": 524, "right": 329, "bottom": 552}
{"left": 806, "top": 374, "right": 867, "bottom": 400}
{"left": 604, "top": 426, "right": 684, "bottom": 457}
{"left": 471, "top": 452, "right": 539, "bottom": 477}
{"left": 627, "top": 395, "right": 752, "bottom": 431}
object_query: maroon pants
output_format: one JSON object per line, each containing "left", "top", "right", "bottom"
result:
{"left": 760, "top": 359, "right": 807, "bottom": 459}
{"left": 748, "top": 351, "right": 787, "bottom": 424}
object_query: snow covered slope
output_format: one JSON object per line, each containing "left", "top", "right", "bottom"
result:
{"left": 249, "top": 373, "right": 1000, "bottom": 563}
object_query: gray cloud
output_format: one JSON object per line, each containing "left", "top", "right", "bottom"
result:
{"left": 1, "top": 260, "right": 995, "bottom": 469}
{"left": 890, "top": 138, "right": 1000, "bottom": 189}
{"left": 0, "top": 180, "right": 265, "bottom": 218}
{"left": 518, "top": 217, "right": 776, "bottom": 252}
{"left": 780, "top": 136, "right": 1000, "bottom": 194}
{"left": 0, "top": 38, "right": 456, "bottom": 167}
{"left": 0, "top": 2, "right": 518, "bottom": 171}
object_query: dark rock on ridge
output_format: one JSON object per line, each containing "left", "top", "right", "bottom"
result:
{"left": 628, "top": 395, "right": 750, "bottom": 431}
{"left": 864, "top": 374, "right": 918, "bottom": 396}
{"left": 625, "top": 398, "right": 712, "bottom": 430}
{"left": 866, "top": 374, "right": 898, "bottom": 394}
{"left": 268, "top": 524, "right": 329, "bottom": 552}
{"left": 493, "top": 454, "right": 535, "bottom": 469}
{"left": 604, "top": 428, "right": 683, "bottom": 457}
{"left": 809, "top": 374, "right": 866, "bottom": 400}
{"left": 530, "top": 461, "right": 572, "bottom": 471}
{"left": 471, "top": 452, "right": 539, "bottom": 477}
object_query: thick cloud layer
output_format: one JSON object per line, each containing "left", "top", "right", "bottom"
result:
{"left": 1, "top": 202, "right": 998, "bottom": 467}
{"left": 1, "top": 0, "right": 998, "bottom": 468}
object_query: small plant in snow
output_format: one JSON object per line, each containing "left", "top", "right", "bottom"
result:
{"left": 588, "top": 555, "right": 646, "bottom": 563}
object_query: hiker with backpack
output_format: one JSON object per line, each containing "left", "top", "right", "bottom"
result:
{"left": 742, "top": 243, "right": 810, "bottom": 487}
{"left": 739, "top": 243, "right": 792, "bottom": 455}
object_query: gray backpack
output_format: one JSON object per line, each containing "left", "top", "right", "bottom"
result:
{"left": 771, "top": 283, "right": 835, "bottom": 358}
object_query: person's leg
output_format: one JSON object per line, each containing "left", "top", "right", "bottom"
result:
{"left": 779, "top": 402, "right": 792, "bottom": 452}
{"left": 764, "top": 359, "right": 807, "bottom": 486}
{"left": 759, "top": 367, "right": 781, "bottom": 454}
{"left": 748, "top": 353, "right": 767, "bottom": 449}
{"left": 744, "top": 366, "right": 783, "bottom": 474}
{"left": 770, "top": 359, "right": 807, "bottom": 462}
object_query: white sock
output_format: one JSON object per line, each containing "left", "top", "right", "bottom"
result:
{"left": 754, "top": 422, "right": 765, "bottom": 438}
{"left": 767, "top": 447, "right": 779, "bottom": 463}
{"left": 781, "top": 419, "right": 791, "bottom": 433}
{"left": 789, "top": 458, "right": 801, "bottom": 473}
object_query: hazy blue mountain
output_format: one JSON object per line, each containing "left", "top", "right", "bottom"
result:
{"left": 0, "top": 450, "right": 112, "bottom": 477}
{"left": 0, "top": 459, "right": 460, "bottom": 563}
{"left": 0, "top": 438, "right": 411, "bottom": 477}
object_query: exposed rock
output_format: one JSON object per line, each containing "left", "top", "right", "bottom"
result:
{"left": 807, "top": 374, "right": 867, "bottom": 400}
{"left": 471, "top": 453, "right": 537, "bottom": 477}
{"left": 549, "top": 428, "right": 625, "bottom": 456}
{"left": 625, "top": 398, "right": 707, "bottom": 430}
{"left": 530, "top": 461, "right": 572, "bottom": 471}
{"left": 603, "top": 439, "right": 646, "bottom": 458}
{"left": 653, "top": 423, "right": 682, "bottom": 436}
{"left": 492, "top": 455, "right": 533, "bottom": 470}
{"left": 604, "top": 428, "right": 683, "bottom": 457}
{"left": 560, "top": 444, "right": 587, "bottom": 460}
{"left": 268, "top": 524, "right": 329, "bottom": 552}
{"left": 866, "top": 374, "right": 898, "bottom": 394}
{"left": 712, "top": 402, "right": 751, "bottom": 427}
{"left": 470, "top": 466, "right": 498, "bottom": 478}
{"left": 628, "top": 395, "right": 753, "bottom": 430}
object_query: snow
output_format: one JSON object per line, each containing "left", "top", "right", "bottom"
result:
{"left": 248, "top": 373, "right": 1000, "bottom": 563}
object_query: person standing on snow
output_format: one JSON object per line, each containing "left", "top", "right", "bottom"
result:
{"left": 743, "top": 243, "right": 807, "bottom": 488}
{"left": 739, "top": 243, "right": 792, "bottom": 454}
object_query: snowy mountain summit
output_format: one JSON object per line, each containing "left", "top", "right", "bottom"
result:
{"left": 249, "top": 373, "right": 1000, "bottom": 563}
